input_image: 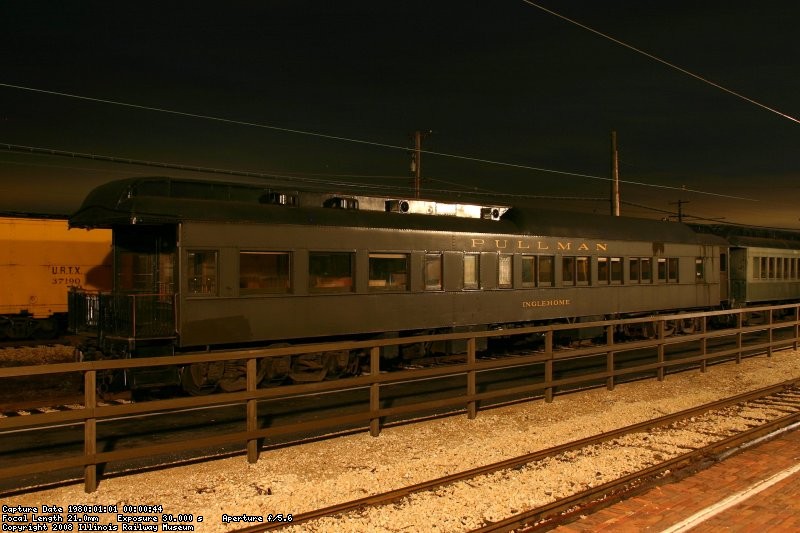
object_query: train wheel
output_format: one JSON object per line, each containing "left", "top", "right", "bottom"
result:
{"left": 289, "top": 353, "right": 328, "bottom": 382}
{"left": 324, "top": 350, "right": 357, "bottom": 380}
{"left": 258, "top": 355, "right": 291, "bottom": 387}
{"left": 680, "top": 318, "right": 699, "bottom": 334}
{"left": 33, "top": 318, "right": 59, "bottom": 339}
{"left": 218, "top": 360, "right": 247, "bottom": 392}
{"left": 181, "top": 362, "right": 224, "bottom": 395}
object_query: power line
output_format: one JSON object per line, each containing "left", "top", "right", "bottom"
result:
{"left": 0, "top": 142, "right": 610, "bottom": 204}
{"left": 521, "top": 1, "right": 800, "bottom": 125}
{"left": 0, "top": 82, "right": 755, "bottom": 201}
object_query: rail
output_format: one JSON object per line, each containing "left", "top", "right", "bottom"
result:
{"left": 1, "top": 303, "right": 799, "bottom": 493}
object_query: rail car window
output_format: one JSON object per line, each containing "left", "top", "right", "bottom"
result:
{"left": 538, "top": 256, "right": 555, "bottom": 286}
{"left": 658, "top": 258, "right": 679, "bottom": 282}
{"left": 463, "top": 254, "right": 479, "bottom": 290}
{"left": 521, "top": 255, "right": 536, "bottom": 288}
{"left": 611, "top": 257, "right": 622, "bottom": 284}
{"left": 720, "top": 253, "right": 727, "bottom": 273}
{"left": 309, "top": 252, "right": 353, "bottom": 293}
{"left": 578, "top": 257, "right": 590, "bottom": 284}
{"left": 755, "top": 257, "right": 767, "bottom": 279}
{"left": 657, "top": 258, "right": 679, "bottom": 282}
{"left": 598, "top": 257, "right": 622, "bottom": 284}
{"left": 695, "top": 258, "right": 704, "bottom": 281}
{"left": 641, "top": 258, "right": 652, "bottom": 282}
{"left": 187, "top": 251, "right": 218, "bottom": 295}
{"left": 239, "top": 251, "right": 291, "bottom": 294}
{"left": 424, "top": 253, "right": 443, "bottom": 291}
{"left": 562, "top": 256, "right": 590, "bottom": 286}
{"left": 369, "top": 253, "right": 408, "bottom": 291}
{"left": 562, "top": 257, "right": 574, "bottom": 285}
{"left": 629, "top": 258, "right": 640, "bottom": 283}
{"left": 598, "top": 257, "right": 609, "bottom": 284}
{"left": 498, "top": 254, "right": 513, "bottom": 288}
{"left": 629, "top": 257, "right": 652, "bottom": 283}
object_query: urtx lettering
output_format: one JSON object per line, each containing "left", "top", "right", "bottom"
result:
{"left": 51, "top": 266, "right": 82, "bottom": 275}
{"left": 470, "top": 238, "right": 608, "bottom": 252}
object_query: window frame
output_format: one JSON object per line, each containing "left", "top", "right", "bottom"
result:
{"left": 368, "top": 252, "right": 409, "bottom": 292}
{"left": 239, "top": 250, "right": 292, "bottom": 295}
{"left": 309, "top": 251, "right": 355, "bottom": 293}
{"left": 463, "top": 253, "right": 480, "bottom": 290}
{"left": 424, "top": 252, "right": 443, "bottom": 291}
{"left": 187, "top": 249, "right": 219, "bottom": 296}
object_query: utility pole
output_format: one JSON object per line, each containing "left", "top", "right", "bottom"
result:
{"left": 410, "top": 130, "right": 431, "bottom": 199}
{"left": 669, "top": 199, "right": 689, "bottom": 222}
{"left": 610, "top": 131, "right": 620, "bottom": 216}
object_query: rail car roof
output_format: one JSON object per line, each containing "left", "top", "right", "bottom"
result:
{"left": 70, "top": 177, "right": 722, "bottom": 245}
{"left": 690, "top": 224, "right": 800, "bottom": 250}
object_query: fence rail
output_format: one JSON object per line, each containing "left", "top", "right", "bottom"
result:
{"left": 2, "top": 303, "right": 799, "bottom": 493}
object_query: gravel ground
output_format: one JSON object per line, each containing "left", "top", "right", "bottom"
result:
{"left": 2, "top": 348, "right": 800, "bottom": 532}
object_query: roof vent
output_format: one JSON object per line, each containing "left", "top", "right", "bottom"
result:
{"left": 260, "top": 191, "right": 298, "bottom": 206}
{"left": 481, "top": 207, "right": 502, "bottom": 220}
{"left": 385, "top": 200, "right": 410, "bottom": 213}
{"left": 323, "top": 197, "right": 359, "bottom": 210}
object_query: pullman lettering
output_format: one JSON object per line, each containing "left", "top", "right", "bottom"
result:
{"left": 470, "top": 238, "right": 607, "bottom": 252}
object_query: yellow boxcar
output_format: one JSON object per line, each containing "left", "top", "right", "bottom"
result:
{"left": 0, "top": 216, "right": 112, "bottom": 338}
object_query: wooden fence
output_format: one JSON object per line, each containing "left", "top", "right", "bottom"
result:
{"left": 1, "top": 304, "right": 798, "bottom": 493}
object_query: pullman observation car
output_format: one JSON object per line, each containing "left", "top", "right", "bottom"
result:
{"left": 0, "top": 214, "right": 111, "bottom": 339}
{"left": 69, "top": 177, "right": 728, "bottom": 393}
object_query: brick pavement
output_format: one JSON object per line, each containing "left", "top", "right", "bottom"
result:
{"left": 552, "top": 427, "right": 800, "bottom": 532}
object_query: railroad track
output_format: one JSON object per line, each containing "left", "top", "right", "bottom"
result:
{"left": 0, "top": 396, "right": 131, "bottom": 419}
{"left": 233, "top": 379, "right": 800, "bottom": 532}
{"left": 0, "top": 337, "right": 72, "bottom": 349}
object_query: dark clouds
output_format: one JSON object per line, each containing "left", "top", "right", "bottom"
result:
{"left": 1, "top": 2, "right": 798, "bottom": 227}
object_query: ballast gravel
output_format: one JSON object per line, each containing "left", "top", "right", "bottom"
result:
{"left": 2, "top": 348, "right": 800, "bottom": 532}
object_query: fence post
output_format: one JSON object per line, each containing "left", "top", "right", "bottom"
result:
{"left": 795, "top": 305, "right": 799, "bottom": 351}
{"left": 767, "top": 308, "right": 774, "bottom": 357}
{"left": 131, "top": 294, "right": 137, "bottom": 337}
{"left": 246, "top": 358, "right": 259, "bottom": 463}
{"left": 84, "top": 370, "right": 97, "bottom": 493}
{"left": 544, "top": 330, "right": 554, "bottom": 403}
{"left": 466, "top": 337, "right": 477, "bottom": 419}
{"left": 736, "top": 311, "right": 743, "bottom": 364}
{"left": 657, "top": 319, "right": 665, "bottom": 381}
{"left": 369, "top": 347, "right": 381, "bottom": 437}
{"left": 700, "top": 316, "right": 708, "bottom": 373}
{"left": 606, "top": 324, "right": 615, "bottom": 391}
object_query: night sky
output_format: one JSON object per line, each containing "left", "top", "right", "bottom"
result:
{"left": 1, "top": 2, "right": 798, "bottom": 228}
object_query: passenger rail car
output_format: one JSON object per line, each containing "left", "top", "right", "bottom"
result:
{"left": 0, "top": 214, "right": 112, "bottom": 339}
{"left": 69, "top": 177, "right": 729, "bottom": 393}
{"left": 691, "top": 224, "right": 800, "bottom": 307}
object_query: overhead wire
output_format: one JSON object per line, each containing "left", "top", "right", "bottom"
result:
{"left": 521, "top": 1, "right": 800, "bottom": 125}
{"left": 0, "top": 142, "right": 612, "bottom": 204}
{"left": 0, "top": 82, "right": 755, "bottom": 201}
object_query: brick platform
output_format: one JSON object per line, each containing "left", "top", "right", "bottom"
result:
{"left": 553, "top": 426, "right": 800, "bottom": 532}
